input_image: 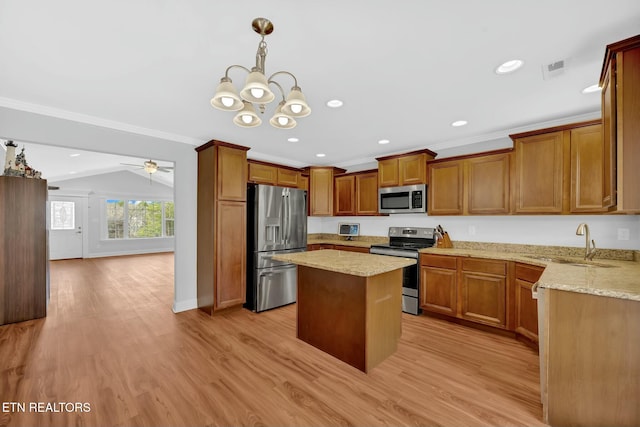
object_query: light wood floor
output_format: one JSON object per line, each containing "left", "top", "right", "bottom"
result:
{"left": 0, "top": 253, "right": 545, "bottom": 427}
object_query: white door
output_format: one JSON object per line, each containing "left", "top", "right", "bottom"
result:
{"left": 49, "top": 196, "right": 85, "bottom": 260}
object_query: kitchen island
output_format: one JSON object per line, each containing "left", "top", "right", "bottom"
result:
{"left": 272, "top": 249, "right": 415, "bottom": 373}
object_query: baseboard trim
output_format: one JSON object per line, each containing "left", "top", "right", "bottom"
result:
{"left": 173, "top": 298, "right": 198, "bottom": 313}
{"left": 85, "top": 248, "right": 175, "bottom": 258}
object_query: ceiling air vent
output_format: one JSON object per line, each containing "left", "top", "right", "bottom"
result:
{"left": 542, "top": 58, "right": 569, "bottom": 80}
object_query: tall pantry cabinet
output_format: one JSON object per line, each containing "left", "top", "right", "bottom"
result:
{"left": 196, "top": 140, "right": 249, "bottom": 314}
{"left": 0, "top": 176, "right": 48, "bottom": 325}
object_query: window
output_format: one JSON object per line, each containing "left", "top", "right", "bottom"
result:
{"left": 51, "top": 201, "right": 75, "bottom": 230}
{"left": 164, "top": 202, "right": 174, "bottom": 237}
{"left": 106, "top": 200, "right": 125, "bottom": 238}
{"left": 105, "top": 199, "right": 173, "bottom": 239}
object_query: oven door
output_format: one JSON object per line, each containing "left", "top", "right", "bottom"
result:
{"left": 370, "top": 247, "right": 421, "bottom": 314}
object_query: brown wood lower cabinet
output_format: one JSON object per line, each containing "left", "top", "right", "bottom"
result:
{"left": 215, "top": 200, "right": 246, "bottom": 310}
{"left": 460, "top": 258, "right": 507, "bottom": 329}
{"left": 420, "top": 254, "right": 457, "bottom": 316}
{"left": 515, "top": 263, "right": 543, "bottom": 344}
{"left": 420, "top": 253, "right": 532, "bottom": 334}
{"left": 333, "top": 245, "right": 370, "bottom": 253}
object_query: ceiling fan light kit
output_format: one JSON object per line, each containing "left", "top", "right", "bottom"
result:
{"left": 210, "top": 17, "right": 311, "bottom": 129}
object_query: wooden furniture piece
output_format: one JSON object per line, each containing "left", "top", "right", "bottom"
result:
{"left": 420, "top": 253, "right": 515, "bottom": 333}
{"left": 510, "top": 119, "right": 604, "bottom": 214}
{"left": 334, "top": 170, "right": 379, "bottom": 216}
{"left": 247, "top": 159, "right": 302, "bottom": 188}
{"left": 196, "top": 140, "right": 249, "bottom": 314}
{"left": 427, "top": 149, "right": 511, "bottom": 215}
{"left": 305, "top": 166, "right": 345, "bottom": 216}
{"left": 514, "top": 263, "right": 543, "bottom": 345}
{"left": 600, "top": 34, "right": 640, "bottom": 213}
{"left": 0, "top": 176, "right": 48, "bottom": 325}
{"left": 272, "top": 250, "right": 415, "bottom": 373}
{"left": 459, "top": 257, "right": 508, "bottom": 329}
{"left": 538, "top": 288, "right": 639, "bottom": 426}
{"left": 376, "top": 149, "right": 437, "bottom": 187}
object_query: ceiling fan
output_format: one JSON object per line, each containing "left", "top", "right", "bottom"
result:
{"left": 121, "top": 160, "right": 174, "bottom": 183}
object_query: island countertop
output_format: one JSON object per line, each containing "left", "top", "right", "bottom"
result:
{"left": 272, "top": 249, "right": 416, "bottom": 277}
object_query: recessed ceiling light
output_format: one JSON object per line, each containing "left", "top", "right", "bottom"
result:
{"left": 378, "top": 139, "right": 390, "bottom": 145}
{"left": 495, "top": 59, "right": 524, "bottom": 74}
{"left": 287, "top": 137, "right": 299, "bottom": 142}
{"left": 316, "top": 153, "right": 326, "bottom": 158}
{"left": 69, "top": 153, "right": 81, "bottom": 157}
{"left": 326, "top": 99, "right": 344, "bottom": 108}
{"left": 581, "top": 84, "right": 601, "bottom": 94}
{"left": 451, "top": 120, "right": 468, "bottom": 127}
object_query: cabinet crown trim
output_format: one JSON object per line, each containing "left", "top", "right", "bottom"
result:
{"left": 375, "top": 148, "right": 438, "bottom": 161}
{"left": 196, "top": 139, "right": 251, "bottom": 152}
{"left": 427, "top": 148, "right": 513, "bottom": 165}
{"left": 509, "top": 119, "right": 602, "bottom": 141}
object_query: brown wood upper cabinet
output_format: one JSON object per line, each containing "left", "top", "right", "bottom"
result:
{"left": 247, "top": 159, "right": 301, "bottom": 188}
{"left": 196, "top": 140, "right": 249, "bottom": 314}
{"left": 306, "top": 166, "right": 346, "bottom": 216}
{"left": 510, "top": 120, "right": 604, "bottom": 214}
{"left": 600, "top": 34, "right": 640, "bottom": 213}
{"left": 376, "top": 149, "right": 437, "bottom": 187}
{"left": 334, "top": 170, "right": 379, "bottom": 216}
{"left": 427, "top": 150, "right": 511, "bottom": 215}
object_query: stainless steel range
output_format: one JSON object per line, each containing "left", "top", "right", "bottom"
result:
{"left": 369, "top": 227, "right": 436, "bottom": 315}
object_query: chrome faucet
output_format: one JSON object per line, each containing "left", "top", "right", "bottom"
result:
{"left": 576, "top": 223, "right": 597, "bottom": 260}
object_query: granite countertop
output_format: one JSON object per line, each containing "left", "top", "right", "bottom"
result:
{"left": 272, "top": 249, "right": 416, "bottom": 277}
{"left": 420, "top": 247, "right": 640, "bottom": 301}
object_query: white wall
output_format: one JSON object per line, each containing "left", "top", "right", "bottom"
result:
{"left": 309, "top": 214, "right": 640, "bottom": 250}
{"left": 50, "top": 170, "right": 175, "bottom": 257}
{"left": 0, "top": 106, "right": 198, "bottom": 313}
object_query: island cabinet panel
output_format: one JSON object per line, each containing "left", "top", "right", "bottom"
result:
{"left": 0, "top": 176, "right": 48, "bottom": 325}
{"left": 570, "top": 124, "right": 606, "bottom": 212}
{"left": 428, "top": 160, "right": 464, "bottom": 215}
{"left": 297, "top": 266, "right": 402, "bottom": 373}
{"left": 514, "top": 263, "right": 543, "bottom": 345}
{"left": 600, "top": 35, "right": 640, "bottom": 213}
{"left": 334, "top": 174, "right": 355, "bottom": 215}
{"left": 215, "top": 200, "right": 246, "bottom": 309}
{"left": 513, "top": 131, "right": 565, "bottom": 213}
{"left": 543, "top": 289, "right": 640, "bottom": 427}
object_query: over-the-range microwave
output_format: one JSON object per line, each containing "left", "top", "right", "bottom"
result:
{"left": 378, "top": 184, "right": 427, "bottom": 214}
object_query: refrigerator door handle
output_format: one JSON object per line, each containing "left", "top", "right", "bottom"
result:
{"left": 285, "top": 190, "right": 290, "bottom": 243}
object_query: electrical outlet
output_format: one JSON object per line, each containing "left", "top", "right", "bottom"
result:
{"left": 617, "top": 228, "right": 630, "bottom": 241}
{"left": 468, "top": 225, "right": 476, "bottom": 236}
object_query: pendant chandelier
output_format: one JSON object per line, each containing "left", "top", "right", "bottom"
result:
{"left": 210, "top": 18, "right": 311, "bottom": 129}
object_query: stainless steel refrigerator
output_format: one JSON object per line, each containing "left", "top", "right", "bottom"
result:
{"left": 245, "top": 184, "right": 307, "bottom": 312}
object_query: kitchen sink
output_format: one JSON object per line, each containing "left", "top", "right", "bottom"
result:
{"left": 524, "top": 255, "right": 617, "bottom": 268}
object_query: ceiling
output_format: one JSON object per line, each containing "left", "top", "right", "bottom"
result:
{"left": 1, "top": 1, "right": 639, "bottom": 174}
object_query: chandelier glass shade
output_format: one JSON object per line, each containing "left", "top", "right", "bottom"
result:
{"left": 210, "top": 18, "right": 311, "bottom": 129}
